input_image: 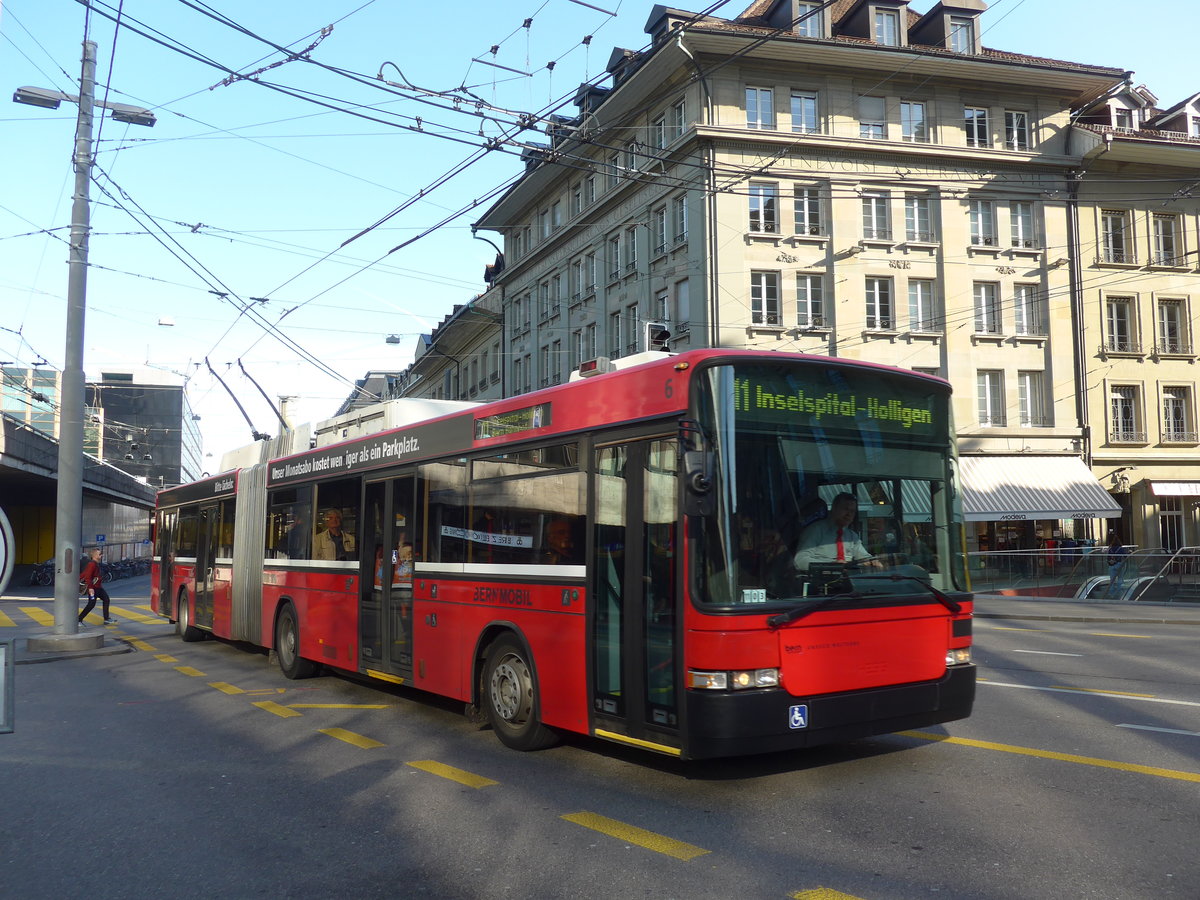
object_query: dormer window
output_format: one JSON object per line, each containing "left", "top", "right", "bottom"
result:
{"left": 875, "top": 9, "right": 901, "bottom": 45}
{"left": 948, "top": 15, "right": 975, "bottom": 53}
{"left": 1114, "top": 108, "right": 1135, "bottom": 130}
{"left": 796, "top": 1, "right": 823, "bottom": 37}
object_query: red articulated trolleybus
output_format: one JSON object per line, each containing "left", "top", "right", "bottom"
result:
{"left": 152, "top": 349, "right": 974, "bottom": 759}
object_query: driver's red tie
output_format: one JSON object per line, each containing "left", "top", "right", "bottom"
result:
{"left": 836, "top": 527, "right": 845, "bottom": 561}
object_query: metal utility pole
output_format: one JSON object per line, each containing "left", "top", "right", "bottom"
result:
{"left": 12, "top": 41, "right": 155, "bottom": 640}
{"left": 50, "top": 39, "right": 97, "bottom": 635}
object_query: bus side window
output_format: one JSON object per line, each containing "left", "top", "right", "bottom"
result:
{"left": 267, "top": 486, "right": 312, "bottom": 559}
{"left": 314, "top": 478, "right": 361, "bottom": 562}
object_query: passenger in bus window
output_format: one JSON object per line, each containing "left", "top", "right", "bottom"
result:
{"left": 285, "top": 511, "right": 309, "bottom": 559}
{"left": 541, "top": 516, "right": 579, "bottom": 565}
{"left": 793, "top": 492, "right": 882, "bottom": 571}
{"left": 313, "top": 508, "right": 356, "bottom": 560}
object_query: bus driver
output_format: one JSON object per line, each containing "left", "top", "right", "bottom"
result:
{"left": 793, "top": 492, "right": 883, "bottom": 572}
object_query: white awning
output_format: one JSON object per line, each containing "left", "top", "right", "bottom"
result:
{"left": 959, "top": 455, "right": 1121, "bottom": 522}
{"left": 1150, "top": 482, "right": 1200, "bottom": 496}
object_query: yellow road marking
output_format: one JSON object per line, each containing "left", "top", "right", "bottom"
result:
{"left": 288, "top": 703, "right": 391, "bottom": 709}
{"left": 1089, "top": 632, "right": 1152, "bottom": 639}
{"left": 174, "top": 666, "right": 206, "bottom": 677}
{"left": 0, "top": 610, "right": 15, "bottom": 627}
{"left": 407, "top": 760, "right": 498, "bottom": 788}
{"left": 154, "top": 654, "right": 177, "bottom": 663}
{"left": 244, "top": 688, "right": 287, "bottom": 696}
{"left": 210, "top": 682, "right": 245, "bottom": 695}
{"left": 20, "top": 607, "right": 54, "bottom": 626}
{"left": 989, "top": 626, "right": 1049, "bottom": 632}
{"left": 791, "top": 889, "right": 867, "bottom": 900}
{"left": 319, "top": 727, "right": 384, "bottom": 749}
{"left": 128, "top": 639, "right": 156, "bottom": 651}
{"left": 254, "top": 701, "right": 302, "bottom": 718}
{"left": 901, "top": 731, "right": 1200, "bottom": 783}
{"left": 561, "top": 812, "right": 709, "bottom": 860}
{"left": 108, "top": 605, "right": 162, "bottom": 624}
{"left": 1048, "top": 685, "right": 1156, "bottom": 698}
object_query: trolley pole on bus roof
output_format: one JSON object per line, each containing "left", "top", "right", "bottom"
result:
{"left": 13, "top": 40, "right": 155, "bottom": 641}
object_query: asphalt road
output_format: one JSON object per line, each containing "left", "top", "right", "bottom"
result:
{"left": 2, "top": 583, "right": 1197, "bottom": 899}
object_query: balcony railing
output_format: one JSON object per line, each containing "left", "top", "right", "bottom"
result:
{"left": 1103, "top": 339, "right": 1142, "bottom": 354}
{"left": 1157, "top": 340, "right": 1192, "bottom": 355}
{"left": 1109, "top": 429, "right": 1147, "bottom": 443}
{"left": 1097, "top": 250, "right": 1133, "bottom": 264}
{"left": 862, "top": 227, "right": 892, "bottom": 241}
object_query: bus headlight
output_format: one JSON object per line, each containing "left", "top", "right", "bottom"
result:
{"left": 687, "top": 668, "right": 780, "bottom": 690}
{"left": 946, "top": 648, "right": 971, "bottom": 666}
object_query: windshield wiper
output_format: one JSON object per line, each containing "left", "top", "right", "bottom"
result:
{"left": 849, "top": 574, "right": 962, "bottom": 614}
{"left": 766, "top": 590, "right": 862, "bottom": 629}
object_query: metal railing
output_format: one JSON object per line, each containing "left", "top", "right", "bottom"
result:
{"left": 967, "top": 546, "right": 1200, "bottom": 603}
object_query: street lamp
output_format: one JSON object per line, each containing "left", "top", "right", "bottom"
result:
{"left": 13, "top": 41, "right": 155, "bottom": 640}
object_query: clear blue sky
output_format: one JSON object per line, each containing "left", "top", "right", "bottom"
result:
{"left": 1, "top": 0, "right": 1192, "bottom": 468}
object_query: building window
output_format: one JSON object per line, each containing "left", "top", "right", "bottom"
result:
{"left": 624, "top": 226, "right": 638, "bottom": 272}
{"left": 969, "top": 199, "right": 996, "bottom": 246}
{"left": 585, "top": 322, "right": 597, "bottom": 360}
{"left": 551, "top": 201, "right": 563, "bottom": 232}
{"left": 1163, "top": 387, "right": 1195, "bottom": 442}
{"left": 539, "top": 208, "right": 551, "bottom": 240}
{"left": 1114, "top": 107, "right": 1134, "bottom": 130}
{"left": 1106, "top": 296, "right": 1137, "bottom": 353}
{"left": 585, "top": 174, "right": 597, "bottom": 206}
{"left": 608, "top": 311, "right": 621, "bottom": 359}
{"left": 1004, "top": 111, "right": 1030, "bottom": 150}
{"left": 977, "top": 370, "right": 1006, "bottom": 426}
{"left": 607, "top": 235, "right": 621, "bottom": 282}
{"left": 1158, "top": 299, "right": 1187, "bottom": 354}
{"left": 607, "top": 150, "right": 622, "bottom": 190}
{"left": 858, "top": 96, "right": 886, "bottom": 139}
{"left": 652, "top": 207, "right": 667, "bottom": 256}
{"left": 908, "top": 279, "right": 937, "bottom": 331}
{"left": 1100, "top": 209, "right": 1131, "bottom": 263}
{"left": 1152, "top": 214, "right": 1180, "bottom": 265}
{"left": 750, "top": 271, "right": 782, "bottom": 326}
{"left": 865, "top": 277, "right": 893, "bottom": 330}
{"left": 624, "top": 140, "right": 640, "bottom": 174}
{"left": 746, "top": 87, "right": 775, "bottom": 129}
{"left": 904, "top": 194, "right": 933, "bottom": 242}
{"left": 862, "top": 191, "right": 891, "bottom": 240}
{"left": 874, "top": 8, "right": 900, "bottom": 45}
{"left": 585, "top": 252, "right": 597, "bottom": 294}
{"left": 623, "top": 304, "right": 639, "bottom": 355}
{"left": 674, "top": 279, "right": 690, "bottom": 332}
{"left": 538, "top": 281, "right": 551, "bottom": 321}
{"left": 900, "top": 101, "right": 928, "bottom": 142}
{"left": 795, "top": 1, "right": 823, "bottom": 36}
{"left": 1017, "top": 371, "right": 1048, "bottom": 427}
{"left": 973, "top": 282, "right": 1001, "bottom": 334}
{"left": 1109, "top": 385, "right": 1142, "bottom": 442}
{"left": 794, "top": 186, "right": 822, "bottom": 235}
{"left": 672, "top": 194, "right": 688, "bottom": 243}
{"left": 791, "top": 91, "right": 819, "bottom": 134}
{"left": 749, "top": 182, "right": 780, "bottom": 233}
{"left": 965, "top": 106, "right": 989, "bottom": 147}
{"left": 651, "top": 115, "right": 666, "bottom": 150}
{"left": 570, "top": 183, "right": 582, "bottom": 217}
{"left": 654, "top": 287, "right": 669, "bottom": 323}
{"left": 948, "top": 15, "right": 974, "bottom": 53}
{"left": 570, "top": 258, "right": 584, "bottom": 301}
{"left": 796, "top": 274, "right": 825, "bottom": 327}
{"left": 570, "top": 330, "right": 582, "bottom": 370}
{"left": 669, "top": 98, "right": 686, "bottom": 141}
{"left": 1013, "top": 284, "right": 1045, "bottom": 336}
{"left": 1010, "top": 200, "right": 1037, "bottom": 248}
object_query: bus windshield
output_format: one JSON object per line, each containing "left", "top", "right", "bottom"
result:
{"left": 691, "top": 361, "right": 968, "bottom": 609}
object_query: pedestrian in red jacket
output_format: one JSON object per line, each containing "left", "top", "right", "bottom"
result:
{"left": 79, "top": 548, "right": 115, "bottom": 626}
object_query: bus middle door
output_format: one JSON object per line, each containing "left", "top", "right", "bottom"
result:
{"left": 193, "top": 504, "right": 218, "bottom": 630}
{"left": 360, "top": 475, "right": 415, "bottom": 679}
{"left": 591, "top": 436, "right": 680, "bottom": 752}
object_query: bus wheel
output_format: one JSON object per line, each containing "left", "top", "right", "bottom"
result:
{"left": 275, "top": 603, "right": 317, "bottom": 680}
{"left": 483, "top": 636, "right": 559, "bottom": 751}
{"left": 177, "top": 592, "right": 204, "bottom": 642}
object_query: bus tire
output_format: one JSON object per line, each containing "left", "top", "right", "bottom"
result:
{"left": 177, "top": 591, "right": 204, "bottom": 642}
{"left": 275, "top": 602, "right": 317, "bottom": 680}
{"left": 483, "top": 635, "right": 559, "bottom": 751}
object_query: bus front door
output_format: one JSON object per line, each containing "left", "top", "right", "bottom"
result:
{"left": 193, "top": 504, "right": 218, "bottom": 630}
{"left": 591, "top": 436, "right": 680, "bottom": 751}
{"left": 360, "top": 476, "right": 415, "bottom": 679}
